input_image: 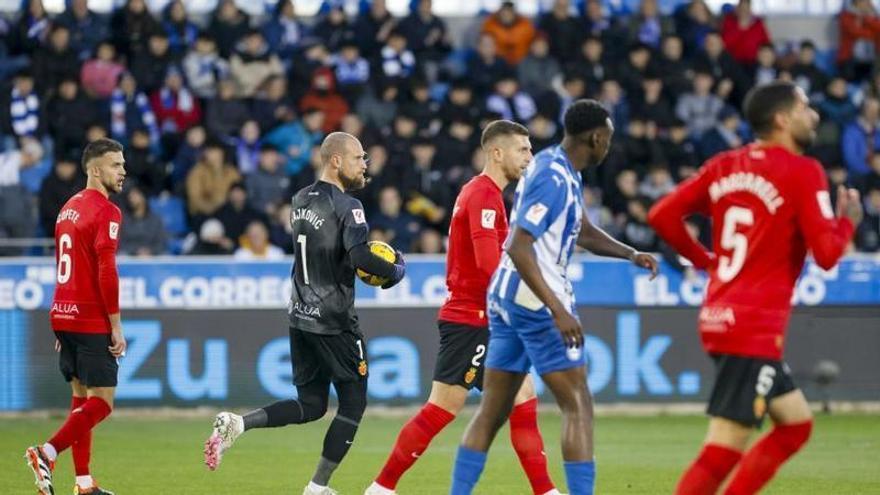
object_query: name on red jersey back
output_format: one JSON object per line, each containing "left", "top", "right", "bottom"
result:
{"left": 51, "top": 189, "right": 122, "bottom": 334}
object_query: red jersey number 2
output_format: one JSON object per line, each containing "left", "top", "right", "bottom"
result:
{"left": 718, "top": 206, "right": 754, "bottom": 282}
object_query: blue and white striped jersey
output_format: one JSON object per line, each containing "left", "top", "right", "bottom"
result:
{"left": 488, "top": 145, "right": 583, "bottom": 315}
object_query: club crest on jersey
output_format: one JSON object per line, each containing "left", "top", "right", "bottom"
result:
{"left": 753, "top": 396, "right": 767, "bottom": 419}
{"left": 481, "top": 209, "right": 496, "bottom": 229}
{"left": 358, "top": 360, "right": 368, "bottom": 376}
{"left": 109, "top": 222, "right": 119, "bottom": 240}
{"left": 352, "top": 208, "right": 366, "bottom": 224}
{"left": 524, "top": 203, "right": 548, "bottom": 225}
{"left": 464, "top": 366, "right": 478, "bottom": 384}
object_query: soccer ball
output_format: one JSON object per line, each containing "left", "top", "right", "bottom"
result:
{"left": 357, "top": 241, "right": 397, "bottom": 286}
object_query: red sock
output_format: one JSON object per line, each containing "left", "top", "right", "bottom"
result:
{"left": 70, "top": 397, "right": 92, "bottom": 476}
{"left": 675, "top": 444, "right": 743, "bottom": 495}
{"left": 48, "top": 397, "right": 111, "bottom": 454}
{"left": 724, "top": 421, "right": 812, "bottom": 495}
{"left": 375, "top": 402, "right": 455, "bottom": 489}
{"left": 509, "top": 398, "right": 555, "bottom": 495}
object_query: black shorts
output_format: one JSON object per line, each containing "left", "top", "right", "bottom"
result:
{"left": 433, "top": 321, "right": 489, "bottom": 391}
{"left": 707, "top": 353, "right": 798, "bottom": 428}
{"left": 289, "top": 327, "right": 368, "bottom": 386}
{"left": 55, "top": 331, "right": 119, "bottom": 388}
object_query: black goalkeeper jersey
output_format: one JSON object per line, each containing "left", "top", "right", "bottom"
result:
{"left": 288, "top": 180, "right": 368, "bottom": 335}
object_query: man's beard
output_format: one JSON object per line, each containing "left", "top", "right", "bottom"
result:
{"left": 793, "top": 129, "right": 816, "bottom": 152}
{"left": 340, "top": 172, "right": 367, "bottom": 191}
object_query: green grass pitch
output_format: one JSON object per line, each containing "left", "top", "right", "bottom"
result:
{"left": 3, "top": 412, "right": 878, "bottom": 494}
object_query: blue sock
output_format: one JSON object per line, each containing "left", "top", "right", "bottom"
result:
{"left": 449, "top": 446, "right": 487, "bottom": 495}
{"left": 564, "top": 460, "right": 596, "bottom": 495}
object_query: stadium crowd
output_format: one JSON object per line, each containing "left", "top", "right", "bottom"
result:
{"left": 0, "top": 0, "right": 879, "bottom": 259}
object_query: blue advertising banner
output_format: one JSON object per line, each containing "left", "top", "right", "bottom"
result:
{"left": 0, "top": 255, "right": 878, "bottom": 310}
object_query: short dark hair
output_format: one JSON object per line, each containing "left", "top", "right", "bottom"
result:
{"left": 563, "top": 99, "right": 610, "bottom": 137}
{"left": 481, "top": 120, "right": 529, "bottom": 147}
{"left": 743, "top": 81, "right": 800, "bottom": 137}
{"left": 81, "top": 138, "right": 123, "bottom": 173}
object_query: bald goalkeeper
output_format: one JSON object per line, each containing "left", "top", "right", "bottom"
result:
{"left": 203, "top": 132, "right": 407, "bottom": 495}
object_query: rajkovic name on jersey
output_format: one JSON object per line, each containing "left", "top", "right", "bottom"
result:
{"left": 489, "top": 145, "right": 583, "bottom": 315}
{"left": 291, "top": 207, "right": 326, "bottom": 230}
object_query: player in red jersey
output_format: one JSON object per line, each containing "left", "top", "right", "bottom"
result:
{"left": 365, "top": 121, "right": 561, "bottom": 495}
{"left": 648, "top": 81, "right": 862, "bottom": 495}
{"left": 25, "top": 139, "right": 128, "bottom": 495}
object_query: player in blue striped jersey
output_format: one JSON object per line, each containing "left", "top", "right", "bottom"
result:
{"left": 450, "top": 100, "right": 659, "bottom": 495}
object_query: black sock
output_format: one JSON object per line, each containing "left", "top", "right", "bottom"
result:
{"left": 321, "top": 414, "right": 360, "bottom": 464}
{"left": 257, "top": 398, "right": 326, "bottom": 428}
{"left": 242, "top": 408, "right": 268, "bottom": 431}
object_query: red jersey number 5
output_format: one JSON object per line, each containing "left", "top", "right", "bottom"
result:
{"left": 718, "top": 206, "right": 754, "bottom": 282}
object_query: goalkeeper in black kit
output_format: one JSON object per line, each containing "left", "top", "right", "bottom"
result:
{"left": 203, "top": 132, "right": 406, "bottom": 495}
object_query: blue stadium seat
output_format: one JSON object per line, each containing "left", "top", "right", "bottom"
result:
{"left": 149, "top": 196, "right": 188, "bottom": 237}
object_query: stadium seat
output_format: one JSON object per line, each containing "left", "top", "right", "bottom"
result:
{"left": 149, "top": 196, "right": 188, "bottom": 238}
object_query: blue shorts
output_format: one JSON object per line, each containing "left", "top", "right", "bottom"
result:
{"left": 484, "top": 295, "right": 586, "bottom": 376}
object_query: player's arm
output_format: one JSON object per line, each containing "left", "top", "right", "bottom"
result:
{"left": 467, "top": 191, "right": 504, "bottom": 279}
{"left": 647, "top": 166, "right": 716, "bottom": 270}
{"left": 795, "top": 161, "right": 861, "bottom": 270}
{"left": 94, "top": 206, "right": 126, "bottom": 357}
{"left": 342, "top": 200, "right": 406, "bottom": 288}
{"left": 577, "top": 215, "right": 658, "bottom": 278}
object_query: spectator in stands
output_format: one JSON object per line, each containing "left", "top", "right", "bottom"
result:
{"left": 216, "top": 183, "right": 268, "bottom": 245}
{"left": 187, "top": 218, "right": 234, "bottom": 255}
{"left": 161, "top": 0, "right": 197, "bottom": 58}
{"left": 151, "top": 66, "right": 201, "bottom": 154}
{"left": 791, "top": 41, "right": 829, "bottom": 100}
{"left": 860, "top": 154, "right": 880, "bottom": 192}
{"left": 38, "top": 153, "right": 84, "bottom": 238}
{"left": 486, "top": 71, "right": 537, "bottom": 124}
{"left": 380, "top": 29, "right": 418, "bottom": 83}
{"left": 566, "top": 36, "right": 607, "bottom": 94}
{"left": 130, "top": 32, "right": 174, "bottom": 94}
{"left": 269, "top": 201, "right": 294, "bottom": 254}
{"left": 371, "top": 185, "right": 421, "bottom": 252}
{"left": 246, "top": 144, "right": 288, "bottom": 216}
{"left": 537, "top": 0, "right": 581, "bottom": 62}
{"left": 287, "top": 145, "right": 322, "bottom": 193}
{"left": 230, "top": 30, "right": 284, "bottom": 99}
{"left": 110, "top": 71, "right": 160, "bottom": 151}
{"left": 299, "top": 67, "right": 349, "bottom": 133}
{"left": 582, "top": 0, "right": 627, "bottom": 57}
{"left": 207, "top": 0, "right": 250, "bottom": 58}
{"left": 80, "top": 41, "right": 125, "bottom": 98}
{"left": 621, "top": 197, "right": 657, "bottom": 252}
{"left": 674, "top": 0, "right": 716, "bottom": 58}
{"left": 125, "top": 128, "right": 165, "bottom": 196}
{"left": 397, "top": 79, "right": 438, "bottom": 135}
{"left": 658, "top": 35, "right": 693, "bottom": 100}
{"left": 229, "top": 119, "right": 262, "bottom": 174}
{"left": 720, "top": 0, "right": 771, "bottom": 66}
{"left": 333, "top": 38, "right": 371, "bottom": 105}
{"left": 0, "top": 138, "right": 42, "bottom": 255}
{"left": 413, "top": 228, "right": 444, "bottom": 254}
{"left": 32, "top": 25, "right": 81, "bottom": 96}
{"left": 837, "top": 0, "right": 880, "bottom": 82}
{"left": 660, "top": 118, "right": 701, "bottom": 180}
{"left": 856, "top": 186, "right": 880, "bottom": 251}
{"left": 518, "top": 34, "right": 561, "bottom": 98}
{"left": 353, "top": 0, "right": 395, "bottom": 59}
{"left": 614, "top": 114, "right": 664, "bottom": 174}
{"left": 206, "top": 78, "right": 250, "bottom": 140}
{"left": 583, "top": 187, "right": 613, "bottom": 232}
{"left": 9, "top": 0, "right": 50, "bottom": 57}
{"left": 2, "top": 70, "right": 43, "bottom": 139}
{"left": 527, "top": 113, "right": 560, "bottom": 152}
{"left": 639, "top": 164, "right": 676, "bottom": 201}
{"left": 251, "top": 75, "right": 294, "bottom": 132}
{"left": 314, "top": 3, "right": 351, "bottom": 53}
{"left": 627, "top": 0, "right": 675, "bottom": 49}
{"left": 699, "top": 105, "right": 744, "bottom": 160}
{"left": 359, "top": 143, "right": 391, "bottom": 206}
{"left": 598, "top": 79, "right": 630, "bottom": 131}
{"left": 47, "top": 78, "right": 102, "bottom": 159}
{"left": 694, "top": 31, "right": 745, "bottom": 104}
{"left": 482, "top": 1, "right": 536, "bottom": 65}
{"left": 633, "top": 72, "right": 674, "bottom": 128}
{"left": 434, "top": 117, "right": 478, "bottom": 185}
{"left": 818, "top": 77, "right": 858, "bottom": 129}
{"left": 467, "top": 33, "right": 511, "bottom": 96}
{"left": 385, "top": 112, "right": 419, "bottom": 166}
{"left": 608, "top": 168, "right": 640, "bottom": 216}
{"left": 397, "top": 0, "right": 451, "bottom": 67}
{"left": 234, "top": 220, "right": 284, "bottom": 260}
{"left": 751, "top": 43, "right": 780, "bottom": 86}
{"left": 437, "top": 78, "right": 483, "bottom": 127}
{"left": 402, "top": 137, "right": 451, "bottom": 228}
{"left": 264, "top": 107, "right": 324, "bottom": 176}
{"left": 617, "top": 42, "right": 656, "bottom": 97}
{"left": 58, "top": 0, "right": 109, "bottom": 60}
{"left": 356, "top": 80, "right": 399, "bottom": 130}
{"left": 261, "top": 0, "right": 306, "bottom": 63}
{"left": 536, "top": 72, "right": 585, "bottom": 127}
{"left": 186, "top": 140, "right": 241, "bottom": 217}
{"left": 170, "top": 124, "right": 205, "bottom": 191}
{"left": 111, "top": 0, "right": 160, "bottom": 60}
{"left": 289, "top": 39, "right": 331, "bottom": 101}
{"left": 676, "top": 69, "right": 724, "bottom": 138}
{"left": 183, "top": 34, "right": 229, "bottom": 100}
{"left": 843, "top": 96, "right": 880, "bottom": 178}
{"left": 119, "top": 185, "right": 167, "bottom": 256}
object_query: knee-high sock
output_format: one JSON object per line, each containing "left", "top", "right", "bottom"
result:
{"left": 564, "top": 460, "right": 595, "bottom": 495}
{"left": 47, "top": 397, "right": 111, "bottom": 454}
{"left": 450, "top": 446, "right": 487, "bottom": 495}
{"left": 509, "top": 399, "right": 555, "bottom": 495}
{"left": 70, "top": 396, "right": 92, "bottom": 476}
{"left": 376, "top": 402, "right": 455, "bottom": 489}
{"left": 674, "top": 444, "right": 743, "bottom": 495}
{"left": 724, "top": 421, "right": 812, "bottom": 495}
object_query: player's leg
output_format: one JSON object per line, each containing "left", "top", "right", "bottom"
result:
{"left": 68, "top": 379, "right": 93, "bottom": 492}
{"left": 370, "top": 322, "right": 485, "bottom": 494}
{"left": 508, "top": 375, "right": 559, "bottom": 495}
{"left": 724, "top": 365, "right": 812, "bottom": 495}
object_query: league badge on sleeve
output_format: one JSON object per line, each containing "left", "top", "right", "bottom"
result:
{"left": 524, "top": 203, "right": 548, "bottom": 225}
{"left": 109, "top": 222, "right": 119, "bottom": 240}
{"left": 352, "top": 209, "right": 366, "bottom": 224}
{"left": 481, "top": 209, "right": 496, "bottom": 229}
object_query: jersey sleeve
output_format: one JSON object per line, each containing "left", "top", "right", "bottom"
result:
{"left": 647, "top": 162, "right": 715, "bottom": 269}
{"left": 467, "top": 186, "right": 504, "bottom": 277}
{"left": 340, "top": 197, "right": 369, "bottom": 252}
{"left": 514, "top": 166, "right": 568, "bottom": 239}
{"left": 94, "top": 205, "right": 121, "bottom": 315}
{"left": 793, "top": 160, "right": 855, "bottom": 270}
